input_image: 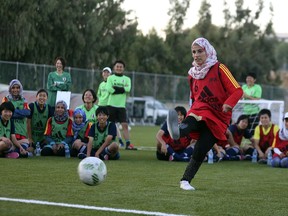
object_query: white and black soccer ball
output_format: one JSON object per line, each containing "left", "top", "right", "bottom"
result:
{"left": 78, "top": 157, "right": 107, "bottom": 186}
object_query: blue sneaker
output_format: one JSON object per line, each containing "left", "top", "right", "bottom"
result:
{"left": 167, "top": 110, "right": 180, "bottom": 140}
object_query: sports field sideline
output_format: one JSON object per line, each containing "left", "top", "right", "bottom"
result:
{"left": 1, "top": 126, "right": 287, "bottom": 216}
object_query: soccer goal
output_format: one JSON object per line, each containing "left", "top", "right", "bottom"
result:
{"left": 232, "top": 99, "right": 285, "bottom": 128}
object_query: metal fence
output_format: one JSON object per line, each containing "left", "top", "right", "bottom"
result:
{"left": 0, "top": 60, "right": 287, "bottom": 108}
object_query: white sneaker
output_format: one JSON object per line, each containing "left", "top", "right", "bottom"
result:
{"left": 167, "top": 110, "right": 180, "bottom": 140}
{"left": 180, "top": 180, "right": 195, "bottom": 191}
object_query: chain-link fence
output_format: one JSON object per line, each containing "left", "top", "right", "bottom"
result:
{"left": 0, "top": 60, "right": 287, "bottom": 108}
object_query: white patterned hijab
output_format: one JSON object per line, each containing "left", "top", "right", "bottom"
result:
{"left": 188, "top": 37, "right": 218, "bottom": 79}
{"left": 279, "top": 127, "right": 288, "bottom": 140}
{"left": 279, "top": 116, "right": 288, "bottom": 140}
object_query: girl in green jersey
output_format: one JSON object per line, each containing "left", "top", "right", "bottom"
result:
{"left": 2, "top": 79, "right": 30, "bottom": 157}
{"left": 47, "top": 57, "right": 72, "bottom": 107}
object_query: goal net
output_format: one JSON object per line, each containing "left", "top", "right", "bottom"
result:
{"left": 232, "top": 100, "right": 285, "bottom": 132}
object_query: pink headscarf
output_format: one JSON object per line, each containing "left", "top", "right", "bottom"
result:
{"left": 188, "top": 37, "right": 218, "bottom": 79}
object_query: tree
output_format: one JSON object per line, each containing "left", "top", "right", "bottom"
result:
{"left": 0, "top": 0, "right": 36, "bottom": 59}
{"left": 275, "top": 41, "right": 288, "bottom": 71}
{"left": 195, "top": 0, "right": 212, "bottom": 35}
{"left": 166, "top": 0, "right": 190, "bottom": 33}
{"left": 194, "top": 0, "right": 221, "bottom": 50}
{"left": 164, "top": 0, "right": 192, "bottom": 75}
{"left": 0, "top": 0, "right": 136, "bottom": 68}
{"left": 217, "top": 0, "right": 279, "bottom": 84}
{"left": 0, "top": 0, "right": 284, "bottom": 85}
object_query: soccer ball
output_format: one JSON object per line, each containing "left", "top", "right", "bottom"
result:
{"left": 78, "top": 157, "right": 107, "bottom": 186}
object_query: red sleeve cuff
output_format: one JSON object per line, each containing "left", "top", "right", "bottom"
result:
{"left": 225, "top": 88, "right": 243, "bottom": 108}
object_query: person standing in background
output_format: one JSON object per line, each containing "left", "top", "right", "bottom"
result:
{"left": 242, "top": 72, "right": 262, "bottom": 134}
{"left": 97, "top": 67, "right": 112, "bottom": 107}
{"left": 106, "top": 60, "right": 136, "bottom": 150}
{"left": 98, "top": 66, "right": 125, "bottom": 147}
{"left": 47, "top": 57, "right": 72, "bottom": 108}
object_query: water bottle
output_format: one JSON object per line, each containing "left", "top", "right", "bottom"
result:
{"left": 64, "top": 144, "right": 70, "bottom": 158}
{"left": 252, "top": 149, "right": 258, "bottom": 163}
{"left": 208, "top": 149, "right": 213, "bottom": 164}
{"left": 35, "top": 142, "right": 41, "bottom": 156}
{"left": 267, "top": 149, "right": 272, "bottom": 166}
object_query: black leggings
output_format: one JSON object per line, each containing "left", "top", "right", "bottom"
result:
{"left": 180, "top": 116, "right": 218, "bottom": 162}
{"left": 180, "top": 116, "right": 218, "bottom": 182}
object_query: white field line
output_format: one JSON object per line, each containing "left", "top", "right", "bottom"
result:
{"left": 119, "top": 146, "right": 156, "bottom": 151}
{"left": 134, "top": 146, "right": 156, "bottom": 151}
{"left": 0, "top": 197, "right": 190, "bottom": 216}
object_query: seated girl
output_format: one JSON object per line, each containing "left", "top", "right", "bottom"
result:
{"left": 70, "top": 108, "right": 92, "bottom": 158}
{"left": 42, "top": 100, "right": 73, "bottom": 156}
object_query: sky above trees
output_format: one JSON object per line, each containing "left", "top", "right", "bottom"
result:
{"left": 122, "top": 0, "right": 288, "bottom": 37}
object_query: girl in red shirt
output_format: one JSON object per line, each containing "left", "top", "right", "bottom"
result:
{"left": 167, "top": 37, "right": 243, "bottom": 190}
{"left": 271, "top": 112, "right": 288, "bottom": 168}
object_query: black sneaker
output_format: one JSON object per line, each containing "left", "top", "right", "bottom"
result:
{"left": 78, "top": 153, "right": 87, "bottom": 159}
{"left": 230, "top": 155, "right": 241, "bottom": 161}
{"left": 119, "top": 139, "right": 125, "bottom": 148}
{"left": 258, "top": 159, "right": 267, "bottom": 164}
{"left": 244, "top": 155, "right": 252, "bottom": 160}
{"left": 125, "top": 144, "right": 137, "bottom": 150}
{"left": 167, "top": 110, "right": 180, "bottom": 140}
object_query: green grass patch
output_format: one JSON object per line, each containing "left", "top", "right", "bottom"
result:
{"left": 0, "top": 126, "right": 287, "bottom": 216}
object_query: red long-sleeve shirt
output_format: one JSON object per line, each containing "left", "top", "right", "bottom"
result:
{"left": 188, "top": 62, "right": 243, "bottom": 141}
{"left": 272, "top": 130, "right": 288, "bottom": 156}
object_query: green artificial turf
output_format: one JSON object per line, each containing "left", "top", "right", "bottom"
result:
{"left": 0, "top": 126, "right": 287, "bottom": 216}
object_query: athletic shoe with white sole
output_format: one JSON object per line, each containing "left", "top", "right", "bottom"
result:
{"left": 125, "top": 144, "right": 137, "bottom": 150}
{"left": 167, "top": 110, "right": 180, "bottom": 140}
{"left": 180, "top": 180, "right": 195, "bottom": 191}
